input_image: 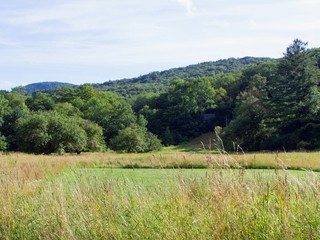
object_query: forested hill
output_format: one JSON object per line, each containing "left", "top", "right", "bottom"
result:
{"left": 24, "top": 82, "right": 77, "bottom": 94}
{"left": 0, "top": 40, "right": 319, "bottom": 154}
{"left": 93, "top": 57, "right": 273, "bottom": 97}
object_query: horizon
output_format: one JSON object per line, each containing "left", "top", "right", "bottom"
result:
{"left": 1, "top": 0, "right": 319, "bottom": 91}
{"left": 12, "top": 55, "right": 274, "bottom": 89}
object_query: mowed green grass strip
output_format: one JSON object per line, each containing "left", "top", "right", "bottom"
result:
{"left": 57, "top": 168, "right": 318, "bottom": 189}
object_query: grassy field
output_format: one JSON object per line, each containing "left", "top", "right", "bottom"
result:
{"left": 58, "top": 168, "right": 315, "bottom": 189}
{"left": 1, "top": 150, "right": 319, "bottom": 171}
{"left": 1, "top": 151, "right": 320, "bottom": 239}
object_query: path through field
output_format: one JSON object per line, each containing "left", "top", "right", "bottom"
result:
{"left": 58, "top": 168, "right": 317, "bottom": 188}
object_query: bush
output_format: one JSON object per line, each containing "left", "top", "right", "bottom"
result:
{"left": 0, "top": 135, "right": 7, "bottom": 151}
{"left": 110, "top": 127, "right": 146, "bottom": 153}
{"left": 144, "top": 132, "right": 162, "bottom": 152}
{"left": 16, "top": 111, "right": 106, "bottom": 154}
{"left": 110, "top": 126, "right": 162, "bottom": 153}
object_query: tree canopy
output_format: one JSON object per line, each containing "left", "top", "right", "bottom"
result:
{"left": 0, "top": 40, "right": 319, "bottom": 153}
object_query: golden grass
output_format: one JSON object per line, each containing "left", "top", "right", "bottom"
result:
{"left": 0, "top": 151, "right": 320, "bottom": 239}
{"left": 0, "top": 151, "right": 319, "bottom": 171}
{"left": 0, "top": 151, "right": 319, "bottom": 185}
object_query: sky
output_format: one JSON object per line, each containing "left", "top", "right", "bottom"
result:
{"left": 0, "top": 0, "right": 319, "bottom": 91}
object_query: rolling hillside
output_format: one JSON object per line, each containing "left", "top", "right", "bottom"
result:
{"left": 20, "top": 57, "right": 273, "bottom": 96}
{"left": 24, "top": 82, "right": 77, "bottom": 94}
{"left": 93, "top": 57, "right": 273, "bottom": 97}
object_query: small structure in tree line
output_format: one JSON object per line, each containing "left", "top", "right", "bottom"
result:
{"left": 202, "top": 113, "right": 215, "bottom": 122}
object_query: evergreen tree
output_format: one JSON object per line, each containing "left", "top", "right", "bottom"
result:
{"left": 267, "top": 39, "right": 320, "bottom": 149}
{"left": 268, "top": 39, "right": 314, "bottom": 121}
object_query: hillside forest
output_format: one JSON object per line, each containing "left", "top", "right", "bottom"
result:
{"left": 0, "top": 39, "right": 319, "bottom": 154}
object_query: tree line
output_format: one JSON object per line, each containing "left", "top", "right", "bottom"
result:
{"left": 132, "top": 39, "right": 320, "bottom": 150}
{"left": 93, "top": 57, "right": 272, "bottom": 97}
{"left": 0, "top": 39, "right": 319, "bottom": 154}
{"left": 0, "top": 85, "right": 161, "bottom": 154}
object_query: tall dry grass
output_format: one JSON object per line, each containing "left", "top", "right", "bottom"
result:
{"left": 1, "top": 151, "right": 320, "bottom": 172}
{"left": 0, "top": 151, "right": 320, "bottom": 239}
{"left": 1, "top": 167, "right": 320, "bottom": 239}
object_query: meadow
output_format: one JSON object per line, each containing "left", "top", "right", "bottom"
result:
{"left": 1, "top": 151, "right": 320, "bottom": 239}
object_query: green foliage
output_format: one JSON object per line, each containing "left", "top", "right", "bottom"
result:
{"left": 162, "top": 127, "right": 175, "bottom": 146}
{"left": 144, "top": 132, "right": 162, "bottom": 151}
{"left": 53, "top": 102, "right": 82, "bottom": 117}
{"left": 4, "top": 92, "right": 28, "bottom": 112}
{"left": 0, "top": 135, "right": 7, "bottom": 151}
{"left": 268, "top": 39, "right": 315, "bottom": 120}
{"left": 134, "top": 77, "right": 226, "bottom": 144}
{"left": 221, "top": 63, "right": 276, "bottom": 150}
{"left": 110, "top": 127, "right": 147, "bottom": 153}
{"left": 110, "top": 116, "right": 162, "bottom": 153}
{"left": 220, "top": 41, "right": 320, "bottom": 151}
{"left": 81, "top": 120, "right": 106, "bottom": 152}
{"left": 167, "top": 78, "right": 221, "bottom": 114}
{"left": 24, "top": 82, "right": 76, "bottom": 95}
{"left": 11, "top": 86, "right": 27, "bottom": 95}
{"left": 94, "top": 57, "right": 272, "bottom": 97}
{"left": 76, "top": 84, "right": 97, "bottom": 101}
{"left": 222, "top": 91, "right": 270, "bottom": 150}
{"left": 0, "top": 92, "right": 29, "bottom": 150}
{"left": 132, "top": 92, "right": 160, "bottom": 112}
{"left": 264, "top": 40, "right": 320, "bottom": 150}
{"left": 0, "top": 95, "right": 9, "bottom": 117}
{"left": 16, "top": 111, "right": 106, "bottom": 154}
{"left": 0, "top": 95, "right": 9, "bottom": 151}
{"left": 52, "top": 86, "right": 77, "bottom": 103}
{"left": 12, "top": 84, "right": 159, "bottom": 153}
{"left": 79, "top": 90, "right": 137, "bottom": 142}
{"left": 1, "top": 41, "right": 319, "bottom": 152}
{"left": 26, "top": 92, "right": 55, "bottom": 111}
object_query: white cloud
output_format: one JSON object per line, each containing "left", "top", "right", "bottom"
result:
{"left": 1, "top": 0, "right": 320, "bottom": 90}
{"left": 177, "top": 0, "right": 194, "bottom": 14}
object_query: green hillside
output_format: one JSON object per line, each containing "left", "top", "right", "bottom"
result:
{"left": 24, "top": 82, "right": 77, "bottom": 94}
{"left": 93, "top": 57, "right": 273, "bottom": 97}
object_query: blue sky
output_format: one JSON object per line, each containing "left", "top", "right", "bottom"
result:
{"left": 0, "top": 0, "right": 319, "bottom": 90}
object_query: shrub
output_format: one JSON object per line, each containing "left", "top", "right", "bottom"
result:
{"left": 110, "top": 126, "right": 162, "bottom": 153}
{"left": 0, "top": 135, "right": 7, "bottom": 151}
{"left": 16, "top": 111, "right": 106, "bottom": 154}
